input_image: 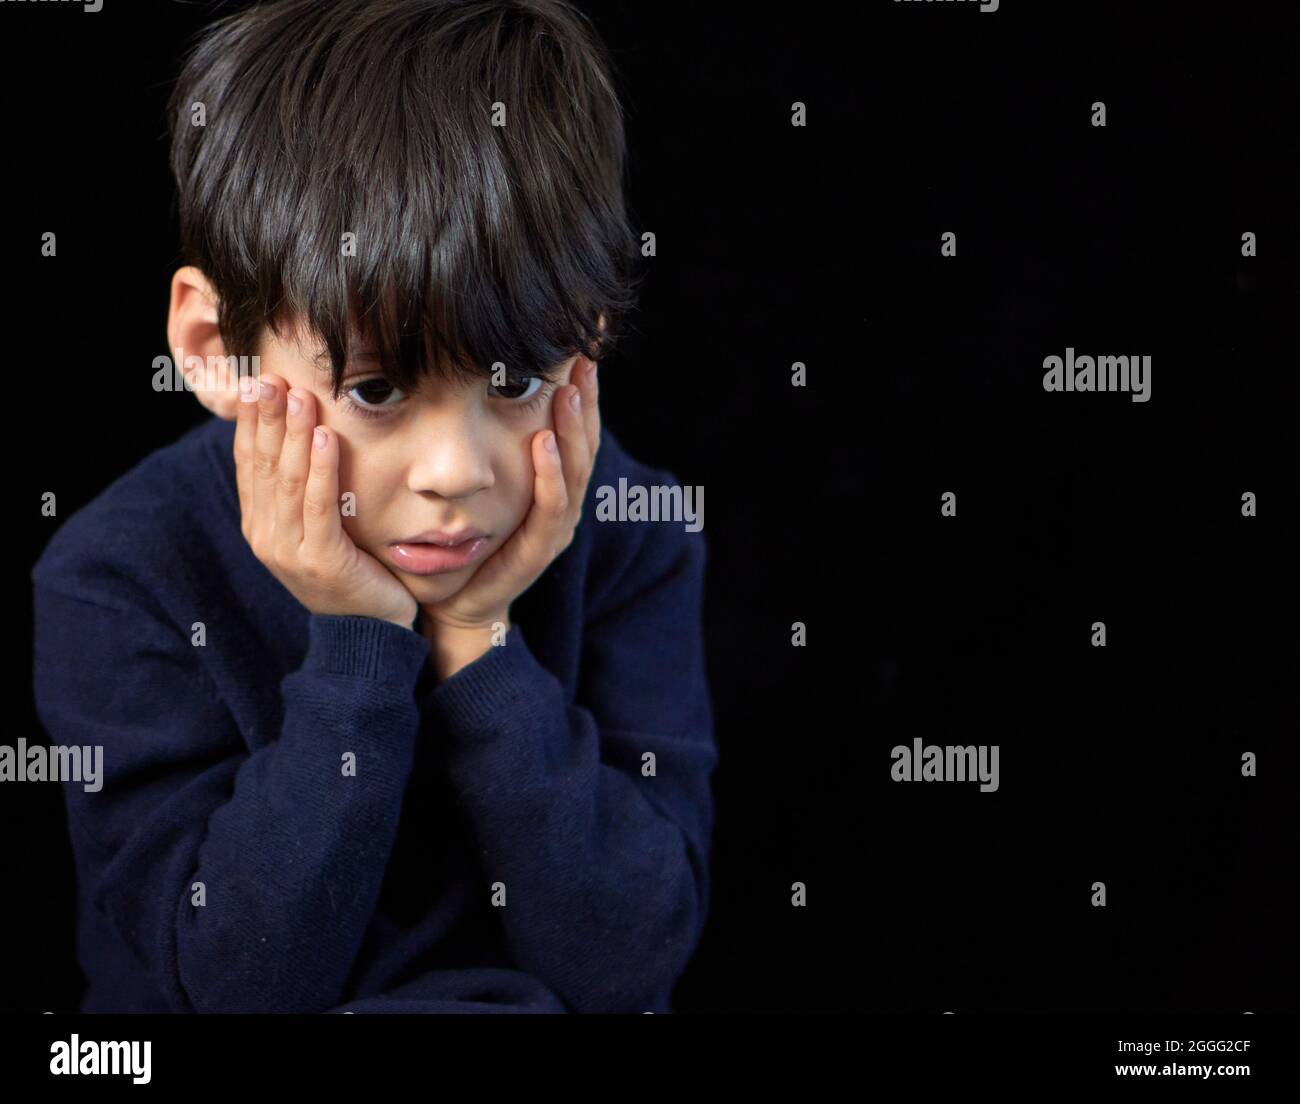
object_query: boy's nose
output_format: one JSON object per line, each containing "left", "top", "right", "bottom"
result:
{"left": 404, "top": 413, "right": 495, "bottom": 500}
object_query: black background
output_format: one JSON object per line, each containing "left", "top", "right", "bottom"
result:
{"left": 4, "top": 0, "right": 1297, "bottom": 1014}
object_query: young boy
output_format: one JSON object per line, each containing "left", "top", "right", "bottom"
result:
{"left": 30, "top": 0, "right": 715, "bottom": 1014}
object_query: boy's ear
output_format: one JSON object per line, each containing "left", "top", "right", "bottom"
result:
{"left": 167, "top": 266, "right": 241, "bottom": 420}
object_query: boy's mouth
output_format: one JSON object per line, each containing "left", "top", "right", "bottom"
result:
{"left": 385, "top": 530, "right": 491, "bottom": 576}
{"left": 394, "top": 528, "right": 487, "bottom": 547}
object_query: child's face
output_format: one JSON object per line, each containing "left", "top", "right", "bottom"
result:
{"left": 256, "top": 319, "right": 578, "bottom": 606}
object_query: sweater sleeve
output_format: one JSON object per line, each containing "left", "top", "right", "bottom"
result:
{"left": 421, "top": 517, "right": 718, "bottom": 1014}
{"left": 31, "top": 584, "right": 432, "bottom": 1014}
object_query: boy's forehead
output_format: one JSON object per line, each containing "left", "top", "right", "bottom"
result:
{"left": 277, "top": 315, "right": 372, "bottom": 365}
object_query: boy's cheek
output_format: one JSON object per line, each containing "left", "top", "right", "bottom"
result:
{"left": 504, "top": 455, "right": 539, "bottom": 519}
{"left": 341, "top": 514, "right": 382, "bottom": 558}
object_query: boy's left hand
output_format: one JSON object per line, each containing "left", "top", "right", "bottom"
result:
{"left": 419, "top": 356, "right": 601, "bottom": 639}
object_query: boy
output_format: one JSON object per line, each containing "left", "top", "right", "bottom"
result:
{"left": 30, "top": 0, "right": 715, "bottom": 1014}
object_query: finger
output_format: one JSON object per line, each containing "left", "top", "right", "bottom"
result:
{"left": 563, "top": 355, "right": 600, "bottom": 469}
{"left": 301, "top": 424, "right": 343, "bottom": 562}
{"left": 524, "top": 428, "right": 570, "bottom": 548}
{"left": 234, "top": 372, "right": 260, "bottom": 531}
{"left": 471, "top": 429, "right": 567, "bottom": 594}
{"left": 578, "top": 356, "right": 601, "bottom": 458}
{"left": 554, "top": 377, "right": 591, "bottom": 522}
{"left": 251, "top": 374, "right": 288, "bottom": 541}
{"left": 274, "top": 387, "right": 316, "bottom": 553}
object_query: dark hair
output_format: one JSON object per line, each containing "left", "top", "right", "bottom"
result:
{"left": 167, "top": 0, "right": 641, "bottom": 399}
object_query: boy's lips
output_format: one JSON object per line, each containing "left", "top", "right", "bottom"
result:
{"left": 384, "top": 531, "right": 491, "bottom": 576}
{"left": 392, "top": 527, "right": 487, "bottom": 546}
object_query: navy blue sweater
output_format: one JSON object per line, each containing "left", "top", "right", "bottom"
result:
{"left": 31, "top": 415, "right": 715, "bottom": 1014}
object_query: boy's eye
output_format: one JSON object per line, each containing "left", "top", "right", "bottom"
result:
{"left": 340, "top": 372, "right": 555, "bottom": 419}
{"left": 489, "top": 376, "right": 544, "bottom": 403}
{"left": 344, "top": 378, "right": 405, "bottom": 411}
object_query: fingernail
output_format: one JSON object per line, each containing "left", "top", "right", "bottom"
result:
{"left": 314, "top": 427, "right": 327, "bottom": 450}
{"left": 569, "top": 387, "right": 581, "bottom": 411}
{"left": 287, "top": 391, "right": 302, "bottom": 415}
{"left": 239, "top": 375, "right": 258, "bottom": 403}
{"left": 544, "top": 432, "right": 558, "bottom": 453}
{"left": 259, "top": 381, "right": 276, "bottom": 402}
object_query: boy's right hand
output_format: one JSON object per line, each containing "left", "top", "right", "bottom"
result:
{"left": 234, "top": 372, "right": 419, "bottom": 630}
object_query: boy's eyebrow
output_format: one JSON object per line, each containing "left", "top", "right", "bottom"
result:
{"left": 311, "top": 348, "right": 379, "bottom": 372}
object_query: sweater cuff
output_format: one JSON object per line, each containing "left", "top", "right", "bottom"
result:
{"left": 426, "top": 622, "right": 557, "bottom": 731}
{"left": 298, "top": 614, "right": 431, "bottom": 683}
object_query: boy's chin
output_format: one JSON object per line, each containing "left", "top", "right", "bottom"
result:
{"left": 398, "top": 571, "right": 469, "bottom": 605}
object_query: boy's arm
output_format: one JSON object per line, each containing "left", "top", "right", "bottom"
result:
{"left": 32, "top": 583, "right": 431, "bottom": 1014}
{"left": 421, "top": 513, "right": 717, "bottom": 1014}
